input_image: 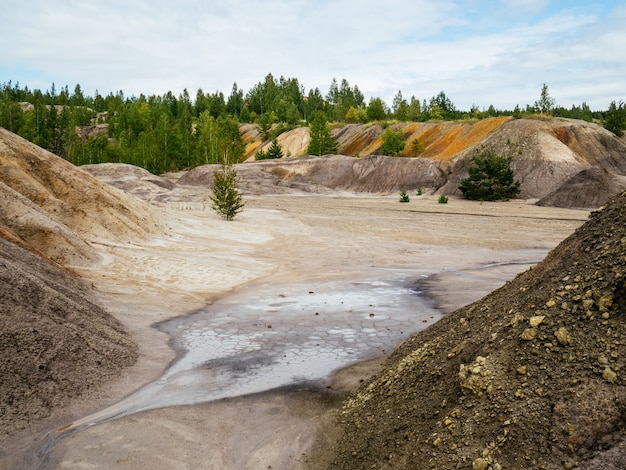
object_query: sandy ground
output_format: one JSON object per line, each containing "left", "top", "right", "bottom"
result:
{"left": 10, "top": 194, "right": 589, "bottom": 469}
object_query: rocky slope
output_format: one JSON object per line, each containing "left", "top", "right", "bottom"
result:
{"left": 320, "top": 191, "right": 626, "bottom": 469}
{"left": 239, "top": 118, "right": 626, "bottom": 208}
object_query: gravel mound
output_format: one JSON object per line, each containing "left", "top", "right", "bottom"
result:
{"left": 324, "top": 191, "right": 626, "bottom": 469}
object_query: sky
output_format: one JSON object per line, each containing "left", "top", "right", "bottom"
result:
{"left": 1, "top": 0, "right": 625, "bottom": 111}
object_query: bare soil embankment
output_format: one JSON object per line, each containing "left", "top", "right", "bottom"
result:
{"left": 0, "top": 128, "right": 162, "bottom": 442}
{"left": 0, "top": 128, "right": 162, "bottom": 266}
{"left": 239, "top": 117, "right": 626, "bottom": 208}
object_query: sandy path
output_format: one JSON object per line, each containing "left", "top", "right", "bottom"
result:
{"left": 19, "top": 195, "right": 589, "bottom": 469}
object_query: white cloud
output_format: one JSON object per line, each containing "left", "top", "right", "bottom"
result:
{"left": 1, "top": 0, "right": 624, "bottom": 109}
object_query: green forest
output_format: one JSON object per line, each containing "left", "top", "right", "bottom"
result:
{"left": 0, "top": 75, "right": 624, "bottom": 175}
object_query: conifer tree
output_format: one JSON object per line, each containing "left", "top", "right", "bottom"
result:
{"left": 256, "top": 138, "right": 283, "bottom": 160}
{"left": 459, "top": 146, "right": 521, "bottom": 201}
{"left": 603, "top": 100, "right": 625, "bottom": 136}
{"left": 307, "top": 112, "right": 337, "bottom": 156}
{"left": 266, "top": 138, "right": 284, "bottom": 159}
{"left": 534, "top": 83, "right": 556, "bottom": 115}
{"left": 210, "top": 162, "right": 245, "bottom": 221}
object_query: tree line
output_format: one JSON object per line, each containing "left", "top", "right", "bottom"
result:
{"left": 0, "top": 77, "right": 624, "bottom": 174}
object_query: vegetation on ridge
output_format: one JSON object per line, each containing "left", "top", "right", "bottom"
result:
{"left": 0, "top": 78, "right": 624, "bottom": 174}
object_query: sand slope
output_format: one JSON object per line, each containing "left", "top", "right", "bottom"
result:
{"left": 0, "top": 128, "right": 162, "bottom": 265}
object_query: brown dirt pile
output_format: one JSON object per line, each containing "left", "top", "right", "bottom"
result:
{"left": 0, "top": 129, "right": 165, "bottom": 442}
{"left": 538, "top": 167, "right": 626, "bottom": 209}
{"left": 0, "top": 236, "right": 137, "bottom": 441}
{"left": 322, "top": 191, "right": 626, "bottom": 469}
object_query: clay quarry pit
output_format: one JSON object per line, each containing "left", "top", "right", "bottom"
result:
{"left": 2, "top": 189, "right": 588, "bottom": 469}
{"left": 2, "top": 118, "right": 625, "bottom": 469}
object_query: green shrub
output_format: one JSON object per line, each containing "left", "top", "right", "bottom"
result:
{"left": 380, "top": 128, "right": 406, "bottom": 156}
{"left": 416, "top": 187, "right": 424, "bottom": 196}
{"left": 256, "top": 138, "right": 284, "bottom": 160}
{"left": 410, "top": 138, "right": 425, "bottom": 157}
{"left": 438, "top": 194, "right": 449, "bottom": 204}
{"left": 458, "top": 146, "right": 521, "bottom": 201}
{"left": 399, "top": 191, "right": 410, "bottom": 203}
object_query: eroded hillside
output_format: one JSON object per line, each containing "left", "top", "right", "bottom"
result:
{"left": 73, "top": 116, "right": 626, "bottom": 209}
{"left": 239, "top": 118, "right": 626, "bottom": 208}
{"left": 0, "top": 128, "right": 162, "bottom": 265}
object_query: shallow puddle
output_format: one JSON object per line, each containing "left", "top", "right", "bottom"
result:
{"left": 68, "top": 269, "right": 438, "bottom": 428}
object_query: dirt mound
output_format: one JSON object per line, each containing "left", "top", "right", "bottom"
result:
{"left": 0, "top": 128, "right": 162, "bottom": 265}
{"left": 243, "top": 118, "right": 512, "bottom": 162}
{"left": 538, "top": 167, "right": 626, "bottom": 209}
{"left": 324, "top": 191, "right": 626, "bottom": 469}
{"left": 177, "top": 154, "right": 446, "bottom": 195}
{"left": 0, "top": 128, "right": 163, "bottom": 441}
{"left": 252, "top": 127, "right": 311, "bottom": 159}
{"left": 0, "top": 181, "right": 99, "bottom": 266}
{"left": 81, "top": 163, "right": 175, "bottom": 201}
{"left": 0, "top": 235, "right": 137, "bottom": 441}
